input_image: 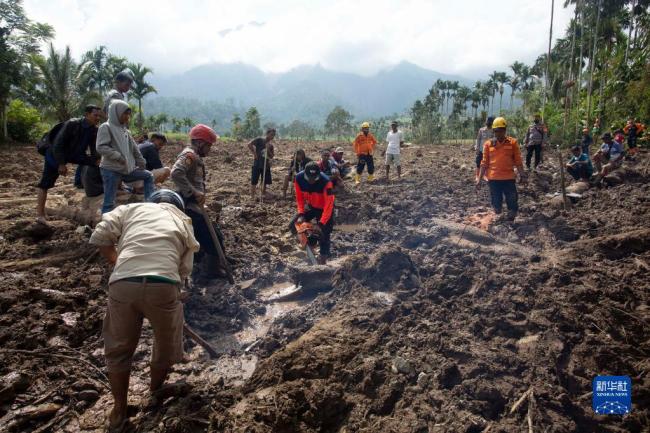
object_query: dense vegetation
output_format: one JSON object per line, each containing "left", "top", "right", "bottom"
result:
{"left": 411, "top": 0, "right": 650, "bottom": 145}
{"left": 2, "top": 0, "right": 649, "bottom": 145}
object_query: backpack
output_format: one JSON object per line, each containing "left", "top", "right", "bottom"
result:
{"left": 36, "top": 122, "right": 65, "bottom": 156}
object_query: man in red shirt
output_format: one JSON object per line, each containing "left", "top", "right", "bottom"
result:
{"left": 476, "top": 117, "right": 527, "bottom": 222}
{"left": 290, "top": 162, "right": 335, "bottom": 264}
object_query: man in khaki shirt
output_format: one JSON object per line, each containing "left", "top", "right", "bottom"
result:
{"left": 89, "top": 189, "right": 199, "bottom": 432}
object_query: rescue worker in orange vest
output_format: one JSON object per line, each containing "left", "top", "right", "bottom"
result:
{"left": 476, "top": 117, "right": 527, "bottom": 222}
{"left": 353, "top": 122, "right": 377, "bottom": 184}
{"left": 289, "top": 162, "right": 335, "bottom": 264}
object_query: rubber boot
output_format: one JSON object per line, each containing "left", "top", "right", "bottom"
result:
{"left": 354, "top": 173, "right": 361, "bottom": 184}
{"left": 367, "top": 174, "right": 375, "bottom": 182}
{"left": 317, "top": 255, "right": 327, "bottom": 265}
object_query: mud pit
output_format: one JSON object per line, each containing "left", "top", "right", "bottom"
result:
{"left": 1, "top": 141, "right": 649, "bottom": 432}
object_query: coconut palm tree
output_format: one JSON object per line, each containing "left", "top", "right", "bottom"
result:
{"left": 488, "top": 71, "right": 500, "bottom": 114}
{"left": 128, "top": 62, "right": 157, "bottom": 130}
{"left": 80, "top": 45, "right": 110, "bottom": 95}
{"left": 509, "top": 61, "right": 527, "bottom": 110}
{"left": 493, "top": 72, "right": 509, "bottom": 114}
{"left": 34, "top": 43, "right": 93, "bottom": 122}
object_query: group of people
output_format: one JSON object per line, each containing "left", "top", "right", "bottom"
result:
{"left": 33, "top": 68, "right": 413, "bottom": 431}
{"left": 473, "top": 113, "right": 644, "bottom": 222}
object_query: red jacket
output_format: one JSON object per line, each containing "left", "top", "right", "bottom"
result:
{"left": 294, "top": 172, "right": 335, "bottom": 224}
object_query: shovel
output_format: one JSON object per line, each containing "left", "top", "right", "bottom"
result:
{"left": 199, "top": 207, "right": 234, "bottom": 284}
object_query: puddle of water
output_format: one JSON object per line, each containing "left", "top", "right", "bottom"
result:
{"left": 200, "top": 281, "right": 318, "bottom": 386}
{"left": 209, "top": 282, "right": 310, "bottom": 353}
{"left": 263, "top": 282, "right": 300, "bottom": 302}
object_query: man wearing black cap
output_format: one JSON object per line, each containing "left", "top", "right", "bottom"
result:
{"left": 290, "top": 161, "right": 335, "bottom": 264}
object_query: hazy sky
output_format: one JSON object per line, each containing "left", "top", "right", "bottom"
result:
{"left": 23, "top": 0, "right": 573, "bottom": 78}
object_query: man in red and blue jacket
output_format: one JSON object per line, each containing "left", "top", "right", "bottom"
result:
{"left": 291, "top": 161, "right": 335, "bottom": 264}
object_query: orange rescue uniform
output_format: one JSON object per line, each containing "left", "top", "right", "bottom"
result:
{"left": 353, "top": 133, "right": 377, "bottom": 156}
{"left": 480, "top": 137, "right": 523, "bottom": 180}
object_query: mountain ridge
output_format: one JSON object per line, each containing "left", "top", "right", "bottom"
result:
{"left": 144, "top": 61, "right": 471, "bottom": 128}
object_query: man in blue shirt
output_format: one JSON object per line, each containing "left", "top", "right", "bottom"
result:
{"left": 566, "top": 145, "right": 593, "bottom": 181}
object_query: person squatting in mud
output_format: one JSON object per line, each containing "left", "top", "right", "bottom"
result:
{"left": 476, "top": 116, "right": 527, "bottom": 222}
{"left": 171, "top": 124, "right": 227, "bottom": 281}
{"left": 566, "top": 144, "right": 594, "bottom": 181}
{"left": 330, "top": 146, "right": 352, "bottom": 178}
{"left": 290, "top": 161, "right": 336, "bottom": 265}
{"left": 248, "top": 128, "right": 276, "bottom": 199}
{"left": 282, "top": 149, "right": 312, "bottom": 199}
{"left": 317, "top": 148, "right": 344, "bottom": 191}
{"left": 592, "top": 132, "right": 624, "bottom": 179}
{"left": 97, "top": 100, "right": 154, "bottom": 214}
{"left": 89, "top": 189, "right": 199, "bottom": 433}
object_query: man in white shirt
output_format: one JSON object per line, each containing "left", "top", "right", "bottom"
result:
{"left": 384, "top": 121, "right": 404, "bottom": 180}
{"left": 89, "top": 189, "right": 199, "bottom": 431}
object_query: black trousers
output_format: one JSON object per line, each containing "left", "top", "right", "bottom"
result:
{"left": 475, "top": 151, "right": 483, "bottom": 169}
{"left": 356, "top": 154, "right": 374, "bottom": 175}
{"left": 488, "top": 180, "right": 518, "bottom": 215}
{"left": 526, "top": 144, "right": 542, "bottom": 169}
{"left": 567, "top": 165, "right": 593, "bottom": 181}
{"left": 185, "top": 207, "right": 225, "bottom": 258}
{"left": 289, "top": 208, "right": 333, "bottom": 257}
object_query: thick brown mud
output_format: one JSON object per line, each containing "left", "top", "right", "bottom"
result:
{"left": 0, "top": 141, "right": 649, "bottom": 432}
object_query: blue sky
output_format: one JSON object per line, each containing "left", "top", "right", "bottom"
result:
{"left": 24, "top": 0, "right": 573, "bottom": 79}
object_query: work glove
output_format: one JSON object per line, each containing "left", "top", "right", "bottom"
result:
{"left": 296, "top": 214, "right": 305, "bottom": 224}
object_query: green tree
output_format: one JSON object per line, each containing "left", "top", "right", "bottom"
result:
{"left": 0, "top": 0, "right": 53, "bottom": 141}
{"left": 80, "top": 45, "right": 110, "bottom": 95}
{"left": 242, "top": 107, "right": 262, "bottom": 139}
{"left": 285, "top": 119, "right": 316, "bottom": 139}
{"left": 128, "top": 62, "right": 157, "bottom": 129}
{"left": 231, "top": 113, "right": 243, "bottom": 140}
{"left": 6, "top": 98, "right": 40, "bottom": 142}
{"left": 324, "top": 106, "right": 353, "bottom": 139}
{"left": 33, "top": 43, "right": 92, "bottom": 122}
{"left": 171, "top": 117, "right": 182, "bottom": 133}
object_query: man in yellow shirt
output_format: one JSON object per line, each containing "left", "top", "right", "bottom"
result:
{"left": 89, "top": 189, "right": 199, "bottom": 432}
{"left": 352, "top": 122, "right": 377, "bottom": 184}
{"left": 476, "top": 117, "right": 527, "bottom": 221}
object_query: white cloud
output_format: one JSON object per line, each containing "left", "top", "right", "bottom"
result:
{"left": 23, "top": 0, "right": 573, "bottom": 78}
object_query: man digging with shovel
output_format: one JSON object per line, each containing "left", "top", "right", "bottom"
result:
{"left": 89, "top": 189, "right": 199, "bottom": 433}
{"left": 171, "top": 124, "right": 232, "bottom": 282}
{"left": 290, "top": 161, "right": 335, "bottom": 265}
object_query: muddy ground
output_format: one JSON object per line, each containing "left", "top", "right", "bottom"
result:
{"left": 0, "top": 138, "right": 649, "bottom": 433}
